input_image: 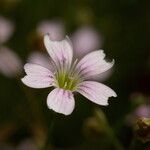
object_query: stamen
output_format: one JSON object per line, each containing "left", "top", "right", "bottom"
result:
{"left": 54, "top": 58, "right": 83, "bottom": 91}
{"left": 69, "top": 59, "right": 78, "bottom": 76}
{"left": 64, "top": 82, "right": 67, "bottom": 88}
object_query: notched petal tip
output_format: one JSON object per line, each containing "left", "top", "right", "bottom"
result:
{"left": 106, "top": 59, "right": 115, "bottom": 66}
{"left": 77, "top": 81, "right": 117, "bottom": 106}
{"left": 21, "top": 76, "right": 31, "bottom": 88}
{"left": 112, "top": 91, "right": 117, "bottom": 97}
{"left": 76, "top": 50, "right": 115, "bottom": 78}
{"left": 21, "top": 76, "right": 32, "bottom": 88}
{"left": 24, "top": 63, "right": 31, "bottom": 70}
{"left": 21, "top": 74, "right": 53, "bottom": 89}
{"left": 21, "top": 76, "right": 25, "bottom": 83}
{"left": 98, "top": 49, "right": 105, "bottom": 57}
{"left": 99, "top": 50, "right": 115, "bottom": 66}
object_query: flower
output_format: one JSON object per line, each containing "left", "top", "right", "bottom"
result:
{"left": 28, "top": 51, "right": 52, "bottom": 70}
{"left": 0, "top": 16, "right": 14, "bottom": 44}
{"left": 21, "top": 34, "right": 117, "bottom": 115}
{"left": 0, "top": 17, "right": 20, "bottom": 78}
{"left": 135, "top": 118, "right": 150, "bottom": 143}
{"left": 36, "top": 19, "right": 65, "bottom": 41}
{"left": 71, "top": 26, "right": 103, "bottom": 58}
{"left": 35, "top": 24, "right": 111, "bottom": 81}
{"left": 0, "top": 47, "right": 22, "bottom": 78}
{"left": 134, "top": 105, "right": 150, "bottom": 118}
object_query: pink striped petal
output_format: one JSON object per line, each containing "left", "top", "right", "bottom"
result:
{"left": 21, "top": 75, "right": 53, "bottom": 88}
{"left": 76, "top": 50, "right": 114, "bottom": 78}
{"left": 21, "top": 63, "right": 53, "bottom": 88}
{"left": 44, "top": 34, "right": 73, "bottom": 68}
{"left": 47, "top": 88, "right": 75, "bottom": 115}
{"left": 77, "top": 81, "right": 117, "bottom": 106}
{"left": 24, "top": 63, "right": 53, "bottom": 76}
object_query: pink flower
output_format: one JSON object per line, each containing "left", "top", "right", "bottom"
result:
{"left": 71, "top": 26, "right": 103, "bottom": 58}
{"left": 0, "top": 16, "right": 14, "bottom": 44}
{"left": 126, "top": 104, "right": 150, "bottom": 125}
{"left": 36, "top": 24, "right": 111, "bottom": 81}
{"left": 36, "top": 19, "right": 65, "bottom": 41}
{"left": 28, "top": 51, "right": 52, "bottom": 70}
{"left": 134, "top": 105, "right": 150, "bottom": 118}
{"left": 21, "top": 34, "right": 117, "bottom": 115}
{"left": 0, "top": 47, "right": 22, "bottom": 78}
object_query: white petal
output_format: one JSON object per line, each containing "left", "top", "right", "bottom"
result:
{"left": 90, "top": 69, "right": 113, "bottom": 82}
{"left": 44, "top": 34, "right": 73, "bottom": 68}
{"left": 77, "top": 81, "right": 117, "bottom": 106}
{"left": 47, "top": 88, "right": 75, "bottom": 115}
{"left": 21, "top": 63, "right": 53, "bottom": 88}
{"left": 76, "top": 50, "right": 114, "bottom": 78}
{"left": 21, "top": 75, "right": 53, "bottom": 88}
{"left": 24, "top": 63, "right": 53, "bottom": 76}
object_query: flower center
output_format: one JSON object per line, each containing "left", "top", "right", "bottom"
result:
{"left": 53, "top": 59, "right": 82, "bottom": 91}
{"left": 56, "top": 71, "right": 80, "bottom": 91}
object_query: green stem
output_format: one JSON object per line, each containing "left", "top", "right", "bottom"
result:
{"left": 41, "top": 113, "right": 55, "bottom": 150}
{"left": 106, "top": 126, "right": 124, "bottom": 150}
{"left": 95, "top": 109, "right": 124, "bottom": 150}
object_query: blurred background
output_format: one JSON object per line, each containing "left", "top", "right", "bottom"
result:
{"left": 0, "top": 0, "right": 150, "bottom": 149}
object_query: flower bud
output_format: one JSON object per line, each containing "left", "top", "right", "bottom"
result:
{"left": 134, "top": 118, "right": 150, "bottom": 143}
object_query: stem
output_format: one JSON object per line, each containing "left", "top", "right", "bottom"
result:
{"left": 106, "top": 126, "right": 124, "bottom": 150}
{"left": 41, "top": 113, "right": 55, "bottom": 150}
{"left": 95, "top": 109, "right": 124, "bottom": 150}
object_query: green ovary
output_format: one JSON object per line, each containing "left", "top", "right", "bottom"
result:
{"left": 56, "top": 72, "right": 79, "bottom": 91}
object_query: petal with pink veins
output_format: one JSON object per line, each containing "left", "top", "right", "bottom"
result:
{"left": 24, "top": 63, "right": 53, "bottom": 76}
{"left": 47, "top": 88, "right": 75, "bottom": 115}
{"left": 77, "top": 81, "right": 117, "bottom": 106}
{"left": 21, "top": 75, "right": 53, "bottom": 88}
{"left": 44, "top": 34, "right": 73, "bottom": 68}
{"left": 76, "top": 50, "right": 114, "bottom": 78}
{"left": 21, "top": 63, "right": 53, "bottom": 88}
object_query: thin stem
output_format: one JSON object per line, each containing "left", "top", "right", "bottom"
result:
{"left": 41, "top": 113, "right": 55, "bottom": 150}
{"left": 95, "top": 109, "right": 124, "bottom": 150}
